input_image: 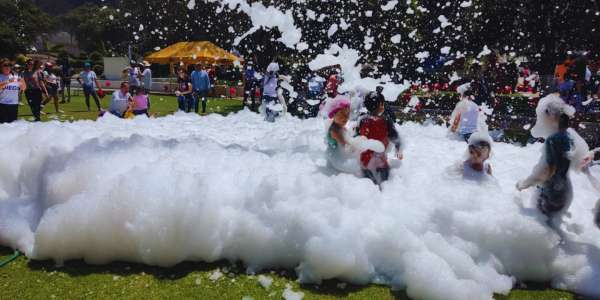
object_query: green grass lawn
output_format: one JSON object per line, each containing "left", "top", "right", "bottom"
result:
{"left": 16, "top": 92, "right": 244, "bottom": 122}
{"left": 0, "top": 247, "right": 577, "bottom": 300}
{"left": 3, "top": 94, "right": 580, "bottom": 299}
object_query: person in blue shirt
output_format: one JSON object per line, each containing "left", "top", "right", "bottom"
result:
{"left": 307, "top": 73, "right": 324, "bottom": 99}
{"left": 190, "top": 63, "right": 211, "bottom": 114}
{"left": 60, "top": 57, "right": 72, "bottom": 104}
{"left": 77, "top": 62, "right": 101, "bottom": 112}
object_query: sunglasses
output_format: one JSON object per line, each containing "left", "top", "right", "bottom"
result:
{"left": 1, "top": 64, "right": 11, "bottom": 68}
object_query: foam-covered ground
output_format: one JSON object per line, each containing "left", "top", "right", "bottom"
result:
{"left": 1, "top": 111, "right": 599, "bottom": 300}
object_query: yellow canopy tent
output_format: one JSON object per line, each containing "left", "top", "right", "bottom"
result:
{"left": 145, "top": 41, "right": 243, "bottom": 66}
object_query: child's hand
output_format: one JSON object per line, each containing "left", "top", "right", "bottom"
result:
{"left": 396, "top": 151, "right": 404, "bottom": 160}
{"left": 580, "top": 153, "right": 594, "bottom": 170}
{"left": 516, "top": 180, "right": 528, "bottom": 191}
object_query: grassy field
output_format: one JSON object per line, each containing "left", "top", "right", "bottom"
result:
{"left": 16, "top": 92, "right": 245, "bottom": 122}
{"left": 0, "top": 247, "right": 577, "bottom": 300}
{"left": 3, "top": 93, "right": 580, "bottom": 299}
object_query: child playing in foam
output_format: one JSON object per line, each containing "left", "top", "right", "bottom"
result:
{"left": 358, "top": 91, "right": 403, "bottom": 185}
{"left": 132, "top": 87, "right": 150, "bottom": 116}
{"left": 325, "top": 97, "right": 360, "bottom": 174}
{"left": 517, "top": 94, "right": 590, "bottom": 229}
{"left": 450, "top": 82, "right": 480, "bottom": 142}
{"left": 463, "top": 132, "right": 493, "bottom": 182}
{"left": 327, "top": 98, "right": 351, "bottom": 151}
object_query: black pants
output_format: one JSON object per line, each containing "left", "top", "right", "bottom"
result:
{"left": 537, "top": 180, "right": 572, "bottom": 217}
{"left": 195, "top": 90, "right": 208, "bottom": 113}
{"left": 363, "top": 168, "right": 390, "bottom": 185}
{"left": 83, "top": 86, "right": 101, "bottom": 111}
{"left": 0, "top": 104, "right": 18, "bottom": 123}
{"left": 25, "top": 89, "right": 42, "bottom": 122}
{"left": 62, "top": 79, "right": 71, "bottom": 102}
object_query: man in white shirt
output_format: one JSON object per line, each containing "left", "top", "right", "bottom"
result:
{"left": 128, "top": 61, "right": 141, "bottom": 93}
{"left": 141, "top": 61, "right": 152, "bottom": 93}
{"left": 140, "top": 61, "right": 153, "bottom": 108}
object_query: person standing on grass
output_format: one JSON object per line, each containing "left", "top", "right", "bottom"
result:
{"left": 191, "top": 63, "right": 211, "bottom": 114}
{"left": 22, "top": 60, "right": 47, "bottom": 122}
{"left": 60, "top": 57, "right": 72, "bottom": 103}
{"left": 0, "top": 59, "right": 26, "bottom": 123}
{"left": 78, "top": 62, "right": 102, "bottom": 112}
{"left": 208, "top": 65, "right": 216, "bottom": 94}
{"left": 43, "top": 62, "right": 61, "bottom": 114}
{"left": 128, "top": 61, "right": 142, "bottom": 94}
{"left": 140, "top": 61, "right": 152, "bottom": 108}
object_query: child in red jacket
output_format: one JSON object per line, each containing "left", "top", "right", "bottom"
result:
{"left": 358, "top": 91, "right": 403, "bottom": 185}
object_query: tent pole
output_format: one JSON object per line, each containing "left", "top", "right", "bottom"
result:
{"left": 169, "top": 61, "right": 173, "bottom": 93}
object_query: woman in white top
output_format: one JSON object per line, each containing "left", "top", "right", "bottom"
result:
{"left": 42, "top": 62, "right": 61, "bottom": 114}
{"left": 109, "top": 82, "right": 134, "bottom": 118}
{"left": 0, "top": 58, "right": 26, "bottom": 123}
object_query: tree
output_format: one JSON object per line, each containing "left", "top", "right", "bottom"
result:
{"left": 110, "top": 0, "right": 600, "bottom": 80}
{"left": 58, "top": 3, "right": 127, "bottom": 55}
{"left": 0, "top": 0, "right": 52, "bottom": 58}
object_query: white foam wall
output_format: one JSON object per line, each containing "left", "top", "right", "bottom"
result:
{"left": 0, "top": 111, "right": 599, "bottom": 300}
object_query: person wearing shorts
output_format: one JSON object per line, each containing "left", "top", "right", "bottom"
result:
{"left": 0, "top": 59, "right": 26, "bottom": 123}
{"left": 78, "top": 62, "right": 101, "bottom": 111}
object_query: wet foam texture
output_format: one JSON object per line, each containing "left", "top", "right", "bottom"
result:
{"left": 1, "top": 111, "right": 600, "bottom": 300}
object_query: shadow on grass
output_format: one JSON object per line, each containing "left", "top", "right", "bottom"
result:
{"left": 0, "top": 245, "right": 408, "bottom": 299}
{"left": 0, "top": 246, "right": 582, "bottom": 300}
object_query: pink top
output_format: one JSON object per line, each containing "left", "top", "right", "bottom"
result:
{"left": 133, "top": 94, "right": 148, "bottom": 110}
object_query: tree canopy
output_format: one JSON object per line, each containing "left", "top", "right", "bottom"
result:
{"left": 5, "top": 0, "right": 600, "bottom": 81}
{"left": 0, "top": 0, "right": 52, "bottom": 58}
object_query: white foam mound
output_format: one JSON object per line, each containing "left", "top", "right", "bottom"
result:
{"left": 1, "top": 111, "right": 600, "bottom": 300}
